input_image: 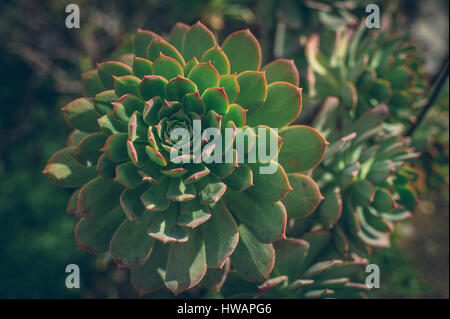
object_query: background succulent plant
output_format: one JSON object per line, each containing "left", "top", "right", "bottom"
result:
{"left": 219, "top": 228, "right": 370, "bottom": 299}
{"left": 265, "top": 21, "right": 428, "bottom": 260}
{"left": 43, "top": 22, "right": 327, "bottom": 295}
{"left": 306, "top": 21, "right": 428, "bottom": 128}
{"left": 304, "top": 99, "right": 419, "bottom": 255}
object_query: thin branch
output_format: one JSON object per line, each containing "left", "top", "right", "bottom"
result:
{"left": 406, "top": 58, "right": 449, "bottom": 137}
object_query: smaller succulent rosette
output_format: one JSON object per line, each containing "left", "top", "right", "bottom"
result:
{"left": 44, "top": 22, "right": 327, "bottom": 295}
{"left": 306, "top": 21, "right": 427, "bottom": 126}
{"left": 286, "top": 98, "right": 420, "bottom": 256}
{"left": 220, "top": 229, "right": 370, "bottom": 299}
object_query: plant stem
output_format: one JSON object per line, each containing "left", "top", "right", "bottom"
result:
{"left": 406, "top": 58, "right": 449, "bottom": 136}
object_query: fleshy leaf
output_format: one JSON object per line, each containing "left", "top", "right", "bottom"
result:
{"left": 318, "top": 187, "right": 343, "bottom": 229}
{"left": 195, "top": 175, "right": 227, "bottom": 204}
{"left": 182, "top": 165, "right": 211, "bottom": 184}
{"left": 138, "top": 163, "right": 163, "bottom": 184}
{"left": 206, "top": 149, "right": 238, "bottom": 179}
{"left": 167, "top": 177, "right": 197, "bottom": 201}
{"left": 133, "top": 57, "right": 153, "bottom": 79}
{"left": 96, "top": 153, "right": 116, "bottom": 180}
{"left": 112, "top": 94, "right": 145, "bottom": 123}
{"left": 337, "top": 162, "right": 360, "bottom": 186}
{"left": 43, "top": 147, "right": 97, "bottom": 188}
{"left": 373, "top": 189, "right": 394, "bottom": 212}
{"left": 67, "top": 130, "right": 89, "bottom": 147}
{"left": 246, "top": 82, "right": 302, "bottom": 129}
{"left": 152, "top": 53, "right": 184, "bottom": 80}
{"left": 166, "top": 76, "right": 197, "bottom": 102}
{"left": 143, "top": 96, "right": 164, "bottom": 125}
{"left": 351, "top": 180, "right": 375, "bottom": 207}
{"left": 222, "top": 163, "right": 253, "bottom": 191}
{"left": 178, "top": 198, "right": 211, "bottom": 228}
{"left": 77, "top": 176, "right": 123, "bottom": 220}
{"left": 117, "top": 54, "right": 134, "bottom": 67}
{"left": 127, "top": 140, "right": 151, "bottom": 168}
{"left": 282, "top": 174, "right": 323, "bottom": 219}
{"left": 224, "top": 190, "right": 286, "bottom": 243}
{"left": 114, "top": 75, "right": 141, "bottom": 97}
{"left": 115, "top": 161, "right": 144, "bottom": 189}
{"left": 222, "top": 104, "right": 246, "bottom": 128}
{"left": 183, "top": 57, "right": 199, "bottom": 76}
{"left": 246, "top": 161, "right": 292, "bottom": 203}
{"left": 273, "top": 238, "right": 309, "bottom": 279}
{"left": 148, "top": 204, "right": 188, "bottom": 243}
{"left": 349, "top": 104, "right": 389, "bottom": 138}
{"left": 182, "top": 91, "right": 206, "bottom": 118}
{"left": 201, "top": 261, "right": 230, "bottom": 291}
{"left": 262, "top": 59, "right": 299, "bottom": 86}
{"left": 181, "top": 21, "right": 217, "bottom": 61}
{"left": 167, "top": 22, "right": 190, "bottom": 52}
{"left": 120, "top": 185, "right": 149, "bottom": 225}
{"left": 230, "top": 224, "right": 275, "bottom": 282}
{"left": 98, "top": 112, "right": 127, "bottom": 135}
{"left": 202, "top": 201, "right": 239, "bottom": 268}
{"left": 367, "top": 160, "right": 394, "bottom": 184}
{"left": 131, "top": 241, "right": 168, "bottom": 295}
{"left": 134, "top": 29, "right": 161, "bottom": 58}
{"left": 279, "top": 125, "right": 328, "bottom": 173}
{"left": 369, "top": 79, "right": 392, "bottom": 102}
{"left": 219, "top": 74, "right": 240, "bottom": 103}
{"left": 93, "top": 90, "right": 118, "bottom": 115}
{"left": 187, "top": 62, "right": 220, "bottom": 94}
{"left": 75, "top": 205, "right": 124, "bottom": 254}
{"left": 82, "top": 69, "right": 104, "bottom": 97}
{"left": 72, "top": 132, "right": 106, "bottom": 168}
{"left": 300, "top": 229, "right": 332, "bottom": 272}
{"left": 138, "top": 75, "right": 168, "bottom": 101}
{"left": 202, "top": 87, "right": 229, "bottom": 115}
{"left": 66, "top": 189, "right": 80, "bottom": 218}
{"left": 222, "top": 29, "right": 261, "bottom": 74}
{"left": 145, "top": 145, "right": 168, "bottom": 167}
{"left": 165, "top": 228, "right": 207, "bottom": 295}
{"left": 110, "top": 214, "right": 155, "bottom": 268}
{"left": 201, "top": 46, "right": 230, "bottom": 75}
{"left": 147, "top": 38, "right": 185, "bottom": 66}
{"left": 128, "top": 112, "right": 148, "bottom": 143}
{"left": 61, "top": 98, "right": 100, "bottom": 133}
{"left": 101, "top": 133, "right": 129, "bottom": 162}
{"left": 140, "top": 178, "right": 170, "bottom": 211}
{"left": 235, "top": 71, "right": 267, "bottom": 115}
{"left": 340, "top": 81, "right": 357, "bottom": 109}
{"left": 98, "top": 61, "right": 133, "bottom": 89}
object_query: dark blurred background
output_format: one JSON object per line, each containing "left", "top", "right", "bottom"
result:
{"left": 0, "top": 0, "right": 448, "bottom": 298}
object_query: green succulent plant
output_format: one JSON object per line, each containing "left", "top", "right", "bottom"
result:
{"left": 286, "top": 98, "right": 420, "bottom": 256}
{"left": 411, "top": 81, "right": 449, "bottom": 193}
{"left": 219, "top": 228, "right": 370, "bottom": 299}
{"left": 43, "top": 22, "right": 328, "bottom": 295}
{"left": 306, "top": 21, "right": 427, "bottom": 129}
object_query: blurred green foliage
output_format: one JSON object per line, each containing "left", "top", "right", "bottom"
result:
{"left": 0, "top": 48, "right": 88, "bottom": 298}
{"left": 368, "top": 229, "right": 431, "bottom": 298}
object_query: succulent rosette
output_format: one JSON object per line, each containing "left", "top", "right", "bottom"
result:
{"left": 43, "top": 22, "right": 327, "bottom": 295}
{"left": 306, "top": 21, "right": 427, "bottom": 127}
{"left": 287, "top": 98, "right": 420, "bottom": 256}
{"left": 219, "top": 229, "right": 370, "bottom": 299}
